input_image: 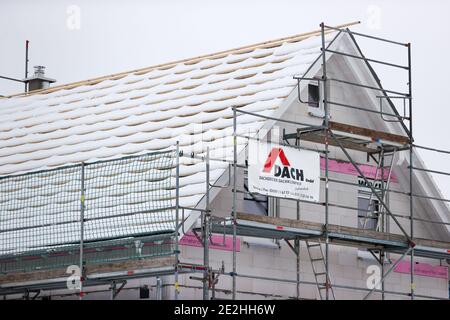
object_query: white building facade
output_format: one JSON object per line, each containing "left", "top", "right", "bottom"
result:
{"left": 0, "top": 24, "right": 448, "bottom": 300}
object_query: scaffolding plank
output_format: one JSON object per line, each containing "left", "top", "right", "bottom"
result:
{"left": 299, "top": 131, "right": 378, "bottom": 153}
{"left": 237, "top": 213, "right": 402, "bottom": 242}
{"left": 329, "top": 121, "right": 410, "bottom": 145}
{"left": 0, "top": 256, "right": 175, "bottom": 285}
{"left": 288, "top": 121, "right": 411, "bottom": 152}
{"left": 231, "top": 213, "right": 449, "bottom": 259}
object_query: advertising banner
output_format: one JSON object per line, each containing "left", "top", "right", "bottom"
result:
{"left": 248, "top": 140, "right": 320, "bottom": 202}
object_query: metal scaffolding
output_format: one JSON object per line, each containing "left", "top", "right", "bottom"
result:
{"left": 0, "top": 148, "right": 215, "bottom": 300}
{"left": 0, "top": 23, "right": 449, "bottom": 300}
{"left": 203, "top": 22, "right": 449, "bottom": 301}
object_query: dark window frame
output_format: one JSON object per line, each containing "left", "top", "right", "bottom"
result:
{"left": 357, "top": 193, "right": 380, "bottom": 231}
{"left": 308, "top": 83, "right": 320, "bottom": 108}
{"left": 243, "top": 168, "right": 269, "bottom": 216}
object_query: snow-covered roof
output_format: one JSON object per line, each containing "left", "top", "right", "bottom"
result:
{"left": 0, "top": 29, "right": 335, "bottom": 255}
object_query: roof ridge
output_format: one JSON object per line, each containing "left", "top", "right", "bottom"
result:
{"left": 4, "top": 21, "right": 359, "bottom": 98}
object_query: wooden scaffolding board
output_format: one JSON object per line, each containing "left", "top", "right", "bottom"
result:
{"left": 0, "top": 256, "right": 176, "bottom": 287}
{"left": 290, "top": 121, "right": 411, "bottom": 153}
{"left": 225, "top": 213, "right": 449, "bottom": 258}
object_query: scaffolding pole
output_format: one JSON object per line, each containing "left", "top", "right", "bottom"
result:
{"left": 320, "top": 22, "right": 331, "bottom": 301}
{"left": 295, "top": 134, "right": 301, "bottom": 300}
{"left": 407, "top": 42, "right": 415, "bottom": 300}
{"left": 203, "top": 147, "right": 210, "bottom": 300}
{"left": 232, "top": 107, "right": 237, "bottom": 300}
{"left": 175, "top": 142, "right": 180, "bottom": 300}
{"left": 79, "top": 162, "right": 85, "bottom": 300}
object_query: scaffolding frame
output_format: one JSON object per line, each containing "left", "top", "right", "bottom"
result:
{"left": 1, "top": 23, "right": 449, "bottom": 300}
{"left": 201, "top": 22, "right": 449, "bottom": 301}
{"left": 0, "top": 147, "right": 215, "bottom": 300}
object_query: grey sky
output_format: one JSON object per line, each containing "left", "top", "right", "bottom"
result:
{"left": 1, "top": 0, "right": 449, "bottom": 200}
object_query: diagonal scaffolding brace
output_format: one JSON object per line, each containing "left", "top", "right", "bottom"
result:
{"left": 328, "top": 130, "right": 413, "bottom": 243}
{"left": 363, "top": 247, "right": 413, "bottom": 300}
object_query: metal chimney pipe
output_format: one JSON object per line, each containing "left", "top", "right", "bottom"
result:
{"left": 23, "top": 65, "right": 56, "bottom": 92}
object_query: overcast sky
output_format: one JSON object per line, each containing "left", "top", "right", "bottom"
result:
{"left": 1, "top": 0, "right": 449, "bottom": 201}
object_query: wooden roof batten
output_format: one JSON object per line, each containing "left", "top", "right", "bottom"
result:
{"left": 2, "top": 21, "right": 360, "bottom": 99}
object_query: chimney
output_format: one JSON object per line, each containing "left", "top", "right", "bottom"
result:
{"left": 23, "top": 66, "right": 56, "bottom": 92}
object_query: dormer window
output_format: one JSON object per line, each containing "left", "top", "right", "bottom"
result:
{"left": 307, "top": 81, "right": 325, "bottom": 118}
{"left": 308, "top": 83, "right": 320, "bottom": 108}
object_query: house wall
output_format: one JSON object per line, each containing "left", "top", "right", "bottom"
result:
{"left": 173, "top": 53, "right": 449, "bottom": 300}
{"left": 15, "top": 43, "right": 448, "bottom": 301}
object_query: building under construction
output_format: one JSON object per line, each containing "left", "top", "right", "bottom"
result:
{"left": 0, "top": 22, "right": 448, "bottom": 300}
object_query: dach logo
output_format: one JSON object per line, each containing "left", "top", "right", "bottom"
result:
{"left": 263, "top": 147, "right": 304, "bottom": 181}
{"left": 248, "top": 140, "right": 320, "bottom": 202}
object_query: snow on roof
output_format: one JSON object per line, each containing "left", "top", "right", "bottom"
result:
{"left": 0, "top": 33, "right": 334, "bottom": 175}
{"left": 0, "top": 29, "right": 335, "bottom": 255}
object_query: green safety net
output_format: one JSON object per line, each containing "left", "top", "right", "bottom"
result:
{"left": 0, "top": 149, "right": 177, "bottom": 273}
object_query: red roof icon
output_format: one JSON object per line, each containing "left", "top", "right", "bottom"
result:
{"left": 263, "top": 148, "right": 290, "bottom": 172}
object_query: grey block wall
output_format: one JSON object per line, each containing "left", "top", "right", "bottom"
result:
{"left": 174, "top": 53, "right": 449, "bottom": 300}
{"left": 30, "top": 45, "right": 448, "bottom": 301}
